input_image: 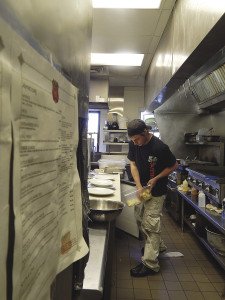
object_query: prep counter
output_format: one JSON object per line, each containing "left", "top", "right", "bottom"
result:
{"left": 76, "top": 174, "right": 121, "bottom": 300}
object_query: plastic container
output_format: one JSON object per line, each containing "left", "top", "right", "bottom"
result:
{"left": 123, "top": 186, "right": 152, "bottom": 207}
{"left": 98, "top": 159, "right": 126, "bottom": 170}
{"left": 198, "top": 191, "right": 206, "bottom": 207}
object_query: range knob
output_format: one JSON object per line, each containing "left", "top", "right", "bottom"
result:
{"left": 204, "top": 185, "right": 210, "bottom": 192}
{"left": 198, "top": 182, "right": 203, "bottom": 188}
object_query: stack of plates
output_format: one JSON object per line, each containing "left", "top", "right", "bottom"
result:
{"left": 88, "top": 178, "right": 114, "bottom": 196}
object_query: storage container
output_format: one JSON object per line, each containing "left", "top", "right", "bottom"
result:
{"left": 98, "top": 159, "right": 126, "bottom": 169}
{"left": 122, "top": 186, "right": 152, "bottom": 207}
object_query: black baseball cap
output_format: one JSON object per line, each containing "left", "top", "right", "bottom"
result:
{"left": 127, "top": 119, "right": 151, "bottom": 137}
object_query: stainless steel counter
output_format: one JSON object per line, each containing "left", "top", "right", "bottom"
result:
{"left": 83, "top": 227, "right": 107, "bottom": 292}
{"left": 79, "top": 173, "right": 121, "bottom": 299}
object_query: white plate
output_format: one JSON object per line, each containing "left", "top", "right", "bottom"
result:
{"left": 89, "top": 178, "right": 113, "bottom": 187}
{"left": 88, "top": 187, "right": 115, "bottom": 196}
{"left": 94, "top": 174, "right": 115, "bottom": 180}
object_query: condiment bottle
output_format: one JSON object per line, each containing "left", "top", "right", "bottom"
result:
{"left": 198, "top": 191, "right": 206, "bottom": 207}
{"left": 182, "top": 179, "right": 189, "bottom": 192}
{"left": 191, "top": 187, "right": 198, "bottom": 201}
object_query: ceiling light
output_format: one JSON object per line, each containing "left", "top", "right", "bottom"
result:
{"left": 92, "top": 0, "right": 161, "bottom": 9}
{"left": 91, "top": 53, "right": 144, "bottom": 66}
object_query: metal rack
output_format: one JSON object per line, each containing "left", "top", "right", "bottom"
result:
{"left": 178, "top": 191, "right": 225, "bottom": 271}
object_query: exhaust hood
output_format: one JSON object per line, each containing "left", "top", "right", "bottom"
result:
{"left": 189, "top": 46, "right": 225, "bottom": 111}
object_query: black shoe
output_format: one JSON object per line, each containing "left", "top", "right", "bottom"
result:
{"left": 130, "top": 263, "right": 143, "bottom": 273}
{"left": 130, "top": 263, "right": 157, "bottom": 277}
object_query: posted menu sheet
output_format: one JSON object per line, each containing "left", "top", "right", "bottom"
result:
{"left": 11, "top": 35, "right": 88, "bottom": 300}
{"left": 0, "top": 19, "right": 12, "bottom": 300}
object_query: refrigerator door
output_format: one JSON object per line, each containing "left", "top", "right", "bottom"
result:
{"left": 116, "top": 183, "right": 139, "bottom": 238}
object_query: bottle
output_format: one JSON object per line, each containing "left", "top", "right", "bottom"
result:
{"left": 191, "top": 187, "right": 198, "bottom": 201}
{"left": 198, "top": 191, "right": 206, "bottom": 207}
{"left": 103, "top": 120, "right": 108, "bottom": 130}
{"left": 182, "top": 179, "right": 189, "bottom": 192}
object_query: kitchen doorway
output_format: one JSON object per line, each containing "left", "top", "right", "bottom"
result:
{"left": 88, "top": 111, "right": 100, "bottom": 152}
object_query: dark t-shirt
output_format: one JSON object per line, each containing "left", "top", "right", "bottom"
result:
{"left": 127, "top": 135, "right": 176, "bottom": 196}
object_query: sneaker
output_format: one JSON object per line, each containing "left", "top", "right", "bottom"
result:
{"left": 130, "top": 263, "right": 157, "bottom": 277}
{"left": 130, "top": 263, "right": 143, "bottom": 273}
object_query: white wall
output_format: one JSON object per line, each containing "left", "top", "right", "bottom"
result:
{"left": 89, "top": 79, "right": 109, "bottom": 102}
{"left": 123, "top": 87, "right": 144, "bottom": 121}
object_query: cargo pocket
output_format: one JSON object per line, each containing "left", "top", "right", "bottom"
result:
{"left": 142, "top": 213, "right": 161, "bottom": 234}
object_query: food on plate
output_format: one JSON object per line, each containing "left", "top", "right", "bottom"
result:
{"left": 206, "top": 203, "right": 223, "bottom": 214}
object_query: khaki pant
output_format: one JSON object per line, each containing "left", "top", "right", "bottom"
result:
{"left": 134, "top": 195, "right": 166, "bottom": 272}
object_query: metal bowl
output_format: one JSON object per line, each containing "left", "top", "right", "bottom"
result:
{"left": 206, "top": 227, "right": 225, "bottom": 256}
{"left": 89, "top": 199, "right": 125, "bottom": 222}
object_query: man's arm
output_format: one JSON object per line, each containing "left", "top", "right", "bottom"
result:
{"left": 147, "top": 161, "right": 178, "bottom": 188}
{"left": 129, "top": 160, "right": 142, "bottom": 190}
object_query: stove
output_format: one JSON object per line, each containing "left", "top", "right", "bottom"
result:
{"left": 186, "top": 166, "right": 225, "bottom": 205}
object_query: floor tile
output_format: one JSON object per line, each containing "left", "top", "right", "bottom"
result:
{"left": 201, "top": 291, "right": 223, "bottom": 300}
{"left": 117, "top": 288, "right": 134, "bottom": 299}
{"left": 180, "top": 281, "right": 200, "bottom": 291}
{"left": 162, "top": 272, "right": 178, "bottom": 282}
{"left": 212, "top": 282, "right": 225, "bottom": 293}
{"left": 116, "top": 279, "right": 133, "bottom": 289}
{"left": 196, "top": 281, "right": 216, "bottom": 292}
{"left": 184, "top": 291, "right": 204, "bottom": 300}
{"left": 148, "top": 280, "right": 166, "bottom": 290}
{"left": 150, "top": 289, "right": 169, "bottom": 300}
{"left": 207, "top": 273, "right": 225, "bottom": 283}
{"left": 191, "top": 273, "right": 210, "bottom": 283}
{"left": 164, "top": 281, "right": 183, "bottom": 291}
{"left": 167, "top": 290, "right": 187, "bottom": 300}
{"left": 177, "top": 273, "right": 194, "bottom": 282}
{"left": 133, "top": 288, "right": 152, "bottom": 299}
{"left": 132, "top": 278, "right": 149, "bottom": 289}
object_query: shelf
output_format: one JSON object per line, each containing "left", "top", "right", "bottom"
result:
{"left": 103, "top": 142, "right": 129, "bottom": 145}
{"left": 103, "top": 129, "right": 127, "bottom": 133}
{"left": 178, "top": 191, "right": 225, "bottom": 235}
{"left": 183, "top": 217, "right": 225, "bottom": 271}
{"left": 102, "top": 152, "right": 128, "bottom": 155}
{"left": 185, "top": 142, "right": 223, "bottom": 146}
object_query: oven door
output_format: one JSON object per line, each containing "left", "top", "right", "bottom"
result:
{"left": 166, "top": 182, "right": 181, "bottom": 222}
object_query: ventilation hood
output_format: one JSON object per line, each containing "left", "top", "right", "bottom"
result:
{"left": 189, "top": 46, "right": 225, "bottom": 111}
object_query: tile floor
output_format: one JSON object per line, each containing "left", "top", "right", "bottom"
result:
{"left": 110, "top": 210, "right": 225, "bottom": 300}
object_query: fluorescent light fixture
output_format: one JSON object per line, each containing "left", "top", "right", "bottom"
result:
{"left": 91, "top": 53, "right": 144, "bottom": 66}
{"left": 92, "top": 0, "right": 161, "bottom": 9}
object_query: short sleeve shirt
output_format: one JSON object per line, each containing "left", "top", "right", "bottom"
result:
{"left": 127, "top": 135, "right": 176, "bottom": 196}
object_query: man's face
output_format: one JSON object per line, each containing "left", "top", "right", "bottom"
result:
{"left": 130, "top": 131, "right": 148, "bottom": 146}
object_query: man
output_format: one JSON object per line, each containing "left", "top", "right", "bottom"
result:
{"left": 127, "top": 119, "right": 178, "bottom": 277}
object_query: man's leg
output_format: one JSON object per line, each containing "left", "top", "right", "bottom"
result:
{"left": 141, "top": 195, "right": 165, "bottom": 272}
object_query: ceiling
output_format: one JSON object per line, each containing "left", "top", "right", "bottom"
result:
{"left": 91, "top": 0, "right": 177, "bottom": 87}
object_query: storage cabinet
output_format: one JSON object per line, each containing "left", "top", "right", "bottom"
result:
{"left": 103, "top": 130, "right": 129, "bottom": 154}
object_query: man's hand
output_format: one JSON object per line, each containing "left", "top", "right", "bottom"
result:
{"left": 147, "top": 177, "right": 157, "bottom": 189}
